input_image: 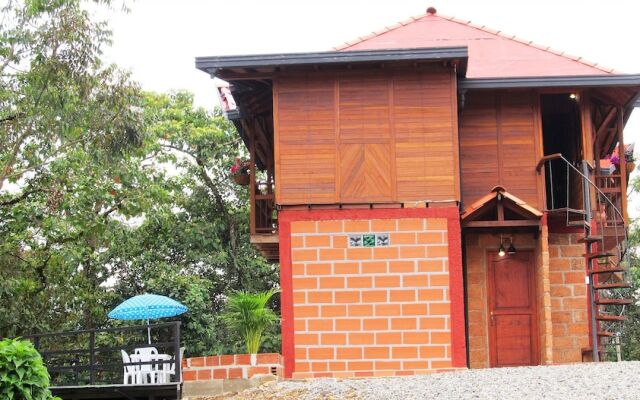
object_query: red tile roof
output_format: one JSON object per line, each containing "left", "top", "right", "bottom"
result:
{"left": 335, "top": 10, "right": 615, "bottom": 78}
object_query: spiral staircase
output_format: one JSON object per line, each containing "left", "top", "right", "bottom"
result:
{"left": 538, "top": 154, "right": 632, "bottom": 362}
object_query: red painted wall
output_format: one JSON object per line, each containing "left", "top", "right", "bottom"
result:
{"left": 278, "top": 207, "right": 466, "bottom": 378}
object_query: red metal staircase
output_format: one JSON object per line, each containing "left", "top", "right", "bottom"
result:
{"left": 539, "top": 154, "right": 632, "bottom": 362}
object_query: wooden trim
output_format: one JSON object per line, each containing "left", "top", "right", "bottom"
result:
{"left": 463, "top": 220, "right": 540, "bottom": 228}
{"left": 388, "top": 73, "right": 398, "bottom": 201}
{"left": 533, "top": 93, "right": 546, "bottom": 210}
{"left": 496, "top": 93, "right": 503, "bottom": 185}
{"left": 273, "top": 78, "right": 281, "bottom": 204}
{"left": 451, "top": 68, "right": 462, "bottom": 201}
{"left": 487, "top": 251, "right": 540, "bottom": 367}
{"left": 334, "top": 74, "right": 341, "bottom": 204}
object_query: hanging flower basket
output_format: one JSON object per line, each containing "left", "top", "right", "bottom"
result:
{"left": 230, "top": 157, "right": 251, "bottom": 186}
{"left": 233, "top": 174, "right": 250, "bottom": 186}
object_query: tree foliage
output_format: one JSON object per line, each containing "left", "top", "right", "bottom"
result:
{"left": 0, "top": 0, "right": 279, "bottom": 358}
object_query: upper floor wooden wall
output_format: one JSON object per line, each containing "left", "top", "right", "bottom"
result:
{"left": 274, "top": 65, "right": 459, "bottom": 205}
{"left": 459, "top": 90, "right": 544, "bottom": 210}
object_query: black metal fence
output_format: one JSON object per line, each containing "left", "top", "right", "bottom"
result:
{"left": 24, "top": 321, "right": 181, "bottom": 387}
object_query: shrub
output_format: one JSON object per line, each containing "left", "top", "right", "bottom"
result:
{"left": 221, "top": 289, "right": 279, "bottom": 354}
{"left": 0, "top": 338, "right": 59, "bottom": 400}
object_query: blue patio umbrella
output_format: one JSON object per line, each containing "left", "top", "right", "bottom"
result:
{"left": 108, "top": 294, "right": 188, "bottom": 344}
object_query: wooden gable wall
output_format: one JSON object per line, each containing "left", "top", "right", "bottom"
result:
{"left": 274, "top": 65, "right": 459, "bottom": 205}
{"left": 459, "top": 91, "right": 544, "bottom": 210}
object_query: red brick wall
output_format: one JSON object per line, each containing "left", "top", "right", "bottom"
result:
{"left": 182, "top": 354, "right": 282, "bottom": 381}
{"left": 282, "top": 209, "right": 463, "bottom": 379}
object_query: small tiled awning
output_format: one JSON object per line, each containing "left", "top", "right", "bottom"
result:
{"left": 461, "top": 186, "right": 542, "bottom": 229}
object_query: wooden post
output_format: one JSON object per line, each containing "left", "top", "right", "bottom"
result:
{"left": 89, "top": 331, "right": 95, "bottom": 385}
{"left": 249, "top": 127, "right": 257, "bottom": 236}
{"left": 174, "top": 321, "right": 181, "bottom": 383}
{"left": 617, "top": 105, "right": 628, "bottom": 224}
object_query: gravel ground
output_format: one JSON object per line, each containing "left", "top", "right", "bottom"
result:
{"left": 202, "top": 362, "right": 640, "bottom": 400}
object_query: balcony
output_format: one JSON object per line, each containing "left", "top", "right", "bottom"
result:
{"left": 250, "top": 173, "right": 279, "bottom": 262}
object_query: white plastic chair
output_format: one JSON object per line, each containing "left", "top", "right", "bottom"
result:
{"left": 135, "top": 347, "right": 159, "bottom": 384}
{"left": 120, "top": 350, "right": 139, "bottom": 385}
{"left": 134, "top": 347, "right": 158, "bottom": 357}
{"left": 160, "top": 347, "right": 185, "bottom": 383}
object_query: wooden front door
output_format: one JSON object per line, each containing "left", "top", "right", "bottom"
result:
{"left": 488, "top": 251, "right": 538, "bottom": 367}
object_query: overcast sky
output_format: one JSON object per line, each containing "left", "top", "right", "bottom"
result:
{"left": 100, "top": 0, "right": 640, "bottom": 214}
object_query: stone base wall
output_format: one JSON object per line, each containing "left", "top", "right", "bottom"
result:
{"left": 548, "top": 232, "right": 590, "bottom": 363}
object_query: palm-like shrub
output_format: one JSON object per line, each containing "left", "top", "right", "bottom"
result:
{"left": 222, "top": 289, "right": 279, "bottom": 354}
{"left": 0, "top": 338, "right": 60, "bottom": 400}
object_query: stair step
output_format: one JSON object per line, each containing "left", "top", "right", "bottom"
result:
{"left": 567, "top": 220, "right": 590, "bottom": 228}
{"left": 596, "top": 298, "right": 633, "bottom": 305}
{"left": 593, "top": 282, "right": 632, "bottom": 289}
{"left": 589, "top": 267, "right": 627, "bottom": 275}
{"left": 598, "top": 331, "right": 616, "bottom": 337}
{"left": 584, "top": 252, "right": 615, "bottom": 260}
{"left": 599, "top": 188, "right": 623, "bottom": 194}
{"left": 596, "top": 314, "right": 626, "bottom": 322}
{"left": 578, "top": 235, "right": 603, "bottom": 243}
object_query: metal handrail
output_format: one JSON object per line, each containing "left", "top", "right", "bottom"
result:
{"left": 23, "top": 321, "right": 182, "bottom": 386}
{"left": 536, "top": 153, "right": 627, "bottom": 237}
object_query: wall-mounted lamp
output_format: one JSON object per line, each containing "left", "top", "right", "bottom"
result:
{"left": 498, "top": 235, "right": 516, "bottom": 257}
{"left": 569, "top": 93, "right": 577, "bottom": 100}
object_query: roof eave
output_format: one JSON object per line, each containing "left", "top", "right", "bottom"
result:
{"left": 195, "top": 47, "right": 469, "bottom": 79}
{"left": 459, "top": 75, "right": 640, "bottom": 90}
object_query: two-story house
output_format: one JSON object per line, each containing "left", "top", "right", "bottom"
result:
{"left": 196, "top": 8, "right": 640, "bottom": 378}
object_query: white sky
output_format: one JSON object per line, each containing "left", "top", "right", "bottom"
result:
{"left": 101, "top": 0, "right": 640, "bottom": 215}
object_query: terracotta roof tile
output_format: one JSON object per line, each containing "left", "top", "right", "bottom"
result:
{"left": 334, "top": 11, "right": 616, "bottom": 76}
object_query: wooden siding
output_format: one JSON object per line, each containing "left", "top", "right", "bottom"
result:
{"left": 459, "top": 91, "right": 543, "bottom": 210}
{"left": 274, "top": 66, "right": 458, "bottom": 205}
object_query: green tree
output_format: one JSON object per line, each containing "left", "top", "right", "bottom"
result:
{"left": 0, "top": 0, "right": 280, "bottom": 357}
{"left": 104, "top": 92, "right": 279, "bottom": 355}
{"left": 0, "top": 0, "right": 145, "bottom": 335}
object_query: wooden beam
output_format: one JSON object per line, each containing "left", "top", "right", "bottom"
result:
{"left": 463, "top": 220, "right": 540, "bottom": 228}
{"left": 595, "top": 106, "right": 617, "bottom": 138}
{"left": 617, "top": 105, "right": 628, "bottom": 224}
{"left": 250, "top": 234, "right": 279, "bottom": 244}
{"left": 249, "top": 128, "right": 257, "bottom": 236}
{"left": 497, "top": 196, "right": 505, "bottom": 221}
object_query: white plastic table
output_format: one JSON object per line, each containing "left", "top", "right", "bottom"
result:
{"left": 130, "top": 353, "right": 171, "bottom": 384}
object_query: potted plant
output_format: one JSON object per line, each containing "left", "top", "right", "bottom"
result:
{"left": 230, "top": 157, "right": 250, "bottom": 185}
{"left": 625, "top": 151, "right": 635, "bottom": 179}
{"left": 221, "top": 289, "right": 279, "bottom": 365}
